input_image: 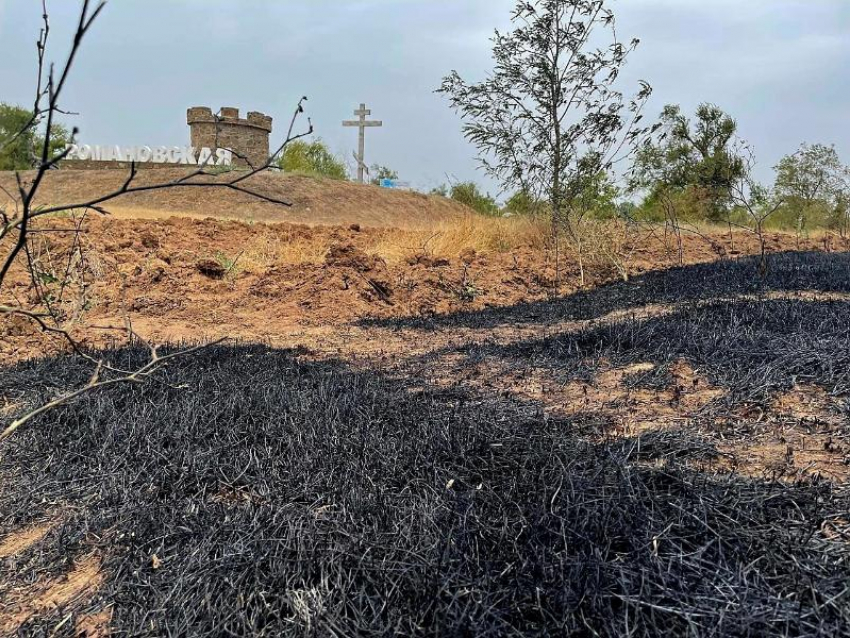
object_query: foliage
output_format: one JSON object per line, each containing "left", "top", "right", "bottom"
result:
{"left": 449, "top": 181, "right": 501, "bottom": 216}
{"left": 773, "top": 143, "right": 848, "bottom": 234}
{"left": 439, "top": 0, "right": 652, "bottom": 232}
{"left": 578, "top": 171, "right": 620, "bottom": 220}
{"left": 830, "top": 192, "right": 850, "bottom": 236}
{"left": 369, "top": 164, "right": 399, "bottom": 186}
{"left": 617, "top": 201, "right": 638, "bottom": 221}
{"left": 0, "top": 103, "right": 36, "bottom": 170}
{"left": 278, "top": 138, "right": 348, "bottom": 181}
{"left": 775, "top": 143, "right": 845, "bottom": 202}
{"left": 635, "top": 185, "right": 720, "bottom": 224}
{"left": 630, "top": 103, "right": 745, "bottom": 222}
{"left": 504, "top": 189, "right": 546, "bottom": 217}
{"left": 728, "top": 162, "right": 784, "bottom": 273}
{"left": 0, "top": 102, "right": 70, "bottom": 171}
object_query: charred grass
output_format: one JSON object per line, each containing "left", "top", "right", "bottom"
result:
{"left": 1, "top": 252, "right": 850, "bottom": 637}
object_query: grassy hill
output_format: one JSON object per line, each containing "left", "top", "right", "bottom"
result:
{"left": 0, "top": 168, "right": 469, "bottom": 230}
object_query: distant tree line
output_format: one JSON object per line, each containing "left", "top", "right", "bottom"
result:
{"left": 433, "top": 0, "right": 850, "bottom": 252}
{"left": 426, "top": 97, "right": 850, "bottom": 240}
{"left": 627, "top": 103, "right": 850, "bottom": 237}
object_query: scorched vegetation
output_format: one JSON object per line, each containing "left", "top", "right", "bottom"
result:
{"left": 2, "top": 253, "right": 849, "bottom": 637}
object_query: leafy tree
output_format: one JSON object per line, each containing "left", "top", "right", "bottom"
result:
{"left": 0, "top": 104, "right": 37, "bottom": 170}
{"left": 450, "top": 182, "right": 501, "bottom": 216}
{"left": 0, "top": 103, "right": 70, "bottom": 171}
{"left": 439, "top": 0, "right": 652, "bottom": 257}
{"left": 369, "top": 164, "right": 399, "bottom": 186}
{"left": 774, "top": 143, "right": 847, "bottom": 236}
{"left": 504, "top": 189, "right": 545, "bottom": 217}
{"left": 277, "top": 139, "right": 348, "bottom": 180}
{"left": 728, "top": 158, "right": 783, "bottom": 276}
{"left": 579, "top": 171, "right": 620, "bottom": 219}
{"left": 617, "top": 201, "right": 638, "bottom": 221}
{"left": 630, "top": 103, "right": 745, "bottom": 222}
{"left": 830, "top": 192, "right": 850, "bottom": 237}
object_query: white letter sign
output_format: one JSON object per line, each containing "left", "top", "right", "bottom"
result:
{"left": 63, "top": 144, "right": 233, "bottom": 167}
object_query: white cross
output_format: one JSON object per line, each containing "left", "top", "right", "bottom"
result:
{"left": 343, "top": 103, "right": 383, "bottom": 183}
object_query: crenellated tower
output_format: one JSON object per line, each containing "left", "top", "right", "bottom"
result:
{"left": 187, "top": 106, "right": 273, "bottom": 169}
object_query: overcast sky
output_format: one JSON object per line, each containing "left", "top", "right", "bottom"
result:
{"left": 1, "top": 0, "right": 848, "bottom": 197}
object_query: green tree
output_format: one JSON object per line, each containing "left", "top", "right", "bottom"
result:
{"left": 830, "top": 192, "right": 850, "bottom": 237}
{"left": 439, "top": 0, "right": 652, "bottom": 240}
{"left": 631, "top": 103, "right": 746, "bottom": 222}
{"left": 369, "top": 164, "right": 399, "bottom": 186}
{"left": 773, "top": 143, "right": 847, "bottom": 236}
{"left": 0, "top": 103, "right": 37, "bottom": 170}
{"left": 0, "top": 103, "right": 70, "bottom": 171}
{"left": 504, "top": 189, "right": 545, "bottom": 217}
{"left": 579, "top": 171, "right": 620, "bottom": 220}
{"left": 450, "top": 182, "right": 500, "bottom": 216}
{"left": 277, "top": 139, "right": 348, "bottom": 180}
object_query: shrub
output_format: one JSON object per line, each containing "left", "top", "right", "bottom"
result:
{"left": 277, "top": 139, "right": 348, "bottom": 180}
{"left": 449, "top": 181, "right": 501, "bottom": 216}
{"left": 504, "top": 189, "right": 547, "bottom": 217}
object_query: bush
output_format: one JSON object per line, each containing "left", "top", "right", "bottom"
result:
{"left": 449, "top": 181, "right": 501, "bottom": 216}
{"left": 504, "top": 189, "right": 547, "bottom": 217}
{"left": 277, "top": 139, "right": 348, "bottom": 180}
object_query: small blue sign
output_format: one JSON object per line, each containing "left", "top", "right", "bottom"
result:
{"left": 379, "top": 179, "right": 411, "bottom": 190}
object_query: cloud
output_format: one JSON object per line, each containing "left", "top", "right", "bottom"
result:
{"left": 2, "top": 0, "right": 848, "bottom": 192}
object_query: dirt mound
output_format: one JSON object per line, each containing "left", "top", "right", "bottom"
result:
{"left": 0, "top": 168, "right": 469, "bottom": 230}
{"left": 324, "top": 243, "right": 384, "bottom": 272}
{"left": 1, "top": 214, "right": 847, "bottom": 364}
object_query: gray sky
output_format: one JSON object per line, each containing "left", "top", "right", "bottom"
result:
{"left": 1, "top": 0, "right": 848, "bottom": 197}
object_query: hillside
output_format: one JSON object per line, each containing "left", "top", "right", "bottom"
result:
{"left": 0, "top": 168, "right": 469, "bottom": 230}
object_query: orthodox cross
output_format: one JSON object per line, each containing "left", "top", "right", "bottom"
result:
{"left": 343, "top": 103, "right": 382, "bottom": 183}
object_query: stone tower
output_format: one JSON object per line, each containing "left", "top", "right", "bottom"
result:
{"left": 187, "top": 106, "right": 273, "bottom": 169}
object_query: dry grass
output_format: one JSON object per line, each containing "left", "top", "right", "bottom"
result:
{"left": 240, "top": 232, "right": 334, "bottom": 271}
{"left": 236, "top": 214, "right": 551, "bottom": 271}
{"left": 0, "top": 168, "right": 469, "bottom": 230}
{"left": 367, "top": 214, "right": 550, "bottom": 263}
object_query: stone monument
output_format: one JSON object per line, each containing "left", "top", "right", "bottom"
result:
{"left": 187, "top": 106, "right": 273, "bottom": 169}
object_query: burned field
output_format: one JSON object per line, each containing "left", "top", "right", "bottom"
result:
{"left": 2, "top": 252, "right": 850, "bottom": 636}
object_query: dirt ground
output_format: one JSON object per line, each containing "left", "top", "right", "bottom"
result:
{"left": 2, "top": 216, "right": 848, "bottom": 479}
{"left": 3, "top": 214, "right": 844, "bottom": 357}
{"left": 2, "top": 211, "right": 850, "bottom": 634}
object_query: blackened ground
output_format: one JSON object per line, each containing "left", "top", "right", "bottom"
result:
{"left": 2, "top": 253, "right": 850, "bottom": 637}
{"left": 467, "top": 297, "right": 850, "bottom": 406}
{"left": 362, "top": 251, "right": 850, "bottom": 330}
